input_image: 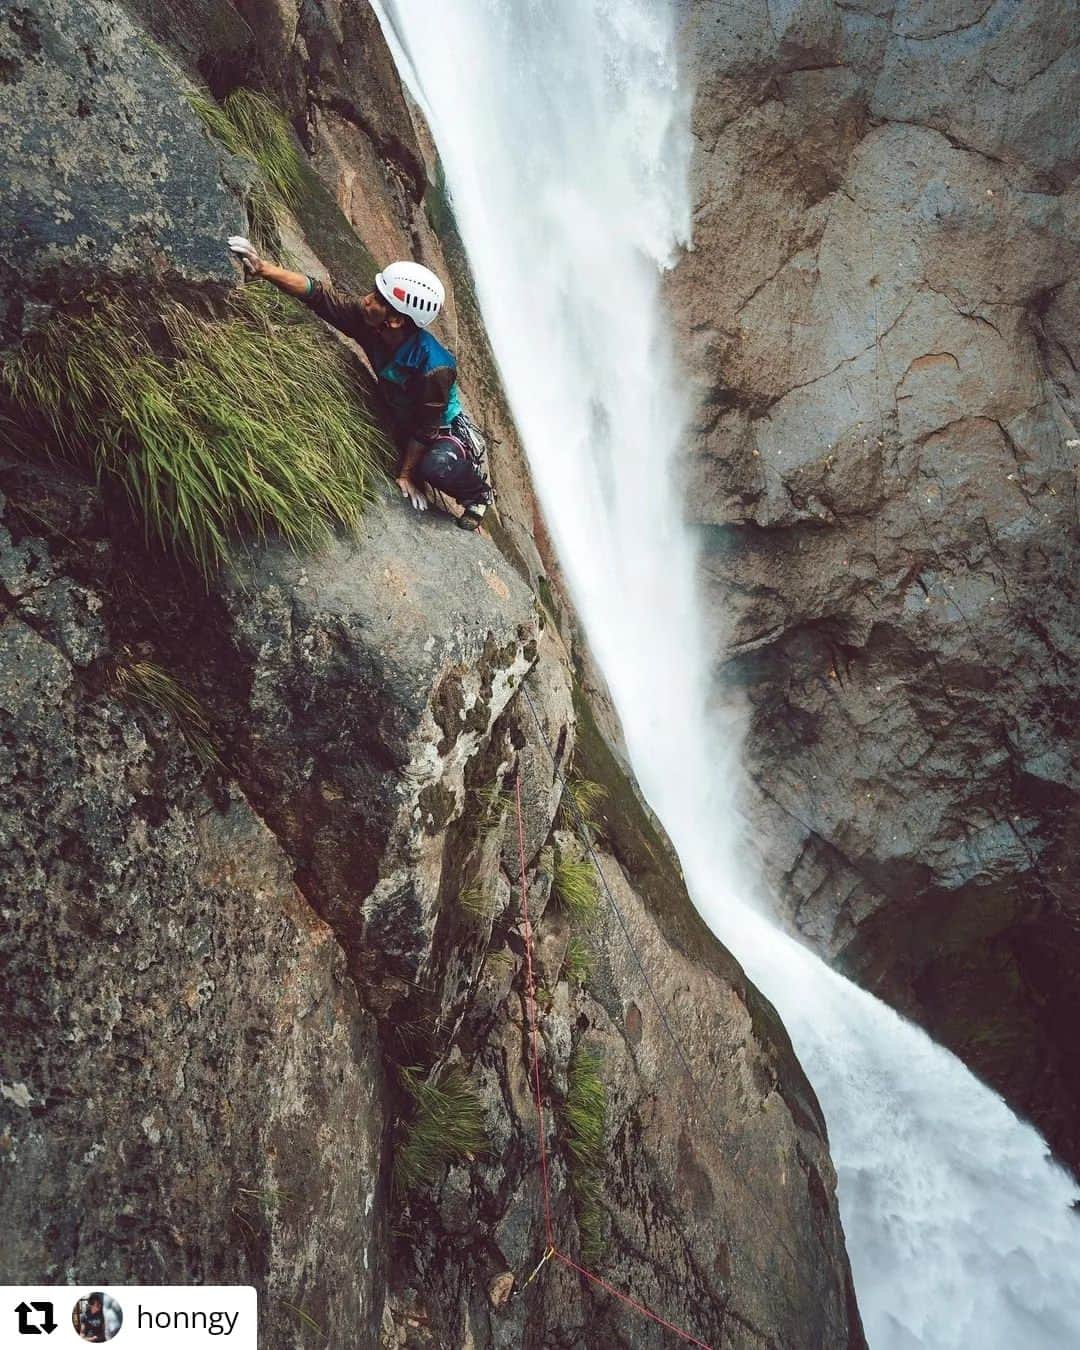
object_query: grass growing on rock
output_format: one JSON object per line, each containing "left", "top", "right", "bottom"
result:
{"left": 561, "top": 775, "right": 608, "bottom": 840}
{"left": 561, "top": 935, "right": 594, "bottom": 987}
{"left": 188, "top": 87, "right": 305, "bottom": 208}
{"left": 565, "top": 1045, "right": 607, "bottom": 1263}
{"left": 553, "top": 854, "right": 600, "bottom": 923}
{"left": 395, "top": 1065, "right": 487, "bottom": 1193}
{"left": 279, "top": 1301, "right": 325, "bottom": 1339}
{"left": 188, "top": 87, "right": 307, "bottom": 253}
{"left": 483, "top": 948, "right": 515, "bottom": 981}
{"left": 245, "top": 178, "right": 284, "bottom": 255}
{"left": 2, "top": 287, "right": 390, "bottom": 575}
{"left": 114, "top": 659, "right": 221, "bottom": 768}
{"left": 458, "top": 882, "right": 496, "bottom": 926}
{"left": 473, "top": 780, "right": 508, "bottom": 825}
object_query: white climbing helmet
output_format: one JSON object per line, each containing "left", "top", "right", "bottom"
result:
{"left": 375, "top": 260, "right": 445, "bottom": 328}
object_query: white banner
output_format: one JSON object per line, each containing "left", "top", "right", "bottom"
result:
{"left": 1, "top": 1287, "right": 257, "bottom": 1346}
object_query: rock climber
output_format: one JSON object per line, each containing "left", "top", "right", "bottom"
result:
{"left": 227, "top": 236, "right": 491, "bottom": 531}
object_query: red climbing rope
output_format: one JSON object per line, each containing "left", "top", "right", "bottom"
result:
{"left": 513, "top": 770, "right": 715, "bottom": 1350}
{"left": 554, "top": 1251, "right": 714, "bottom": 1350}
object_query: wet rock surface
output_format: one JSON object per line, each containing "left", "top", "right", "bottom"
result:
{"left": 674, "top": 0, "right": 1079, "bottom": 1167}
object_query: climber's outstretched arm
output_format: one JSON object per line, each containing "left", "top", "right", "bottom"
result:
{"left": 252, "top": 259, "right": 312, "bottom": 297}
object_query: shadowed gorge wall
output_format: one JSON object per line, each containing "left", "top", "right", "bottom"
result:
{"left": 672, "top": 0, "right": 1079, "bottom": 1170}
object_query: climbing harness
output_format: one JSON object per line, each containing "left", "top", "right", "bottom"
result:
{"left": 419, "top": 411, "right": 494, "bottom": 527}
{"left": 450, "top": 410, "right": 491, "bottom": 477}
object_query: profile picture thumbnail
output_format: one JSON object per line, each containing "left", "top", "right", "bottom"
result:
{"left": 72, "top": 1291, "right": 123, "bottom": 1342}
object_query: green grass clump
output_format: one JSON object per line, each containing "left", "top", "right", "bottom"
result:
{"left": 244, "top": 177, "right": 283, "bottom": 255}
{"left": 561, "top": 935, "right": 594, "bottom": 987}
{"left": 458, "top": 882, "right": 496, "bottom": 925}
{"left": 561, "top": 776, "right": 608, "bottom": 838}
{"left": 188, "top": 87, "right": 305, "bottom": 208}
{"left": 483, "top": 948, "right": 515, "bottom": 981}
{"left": 565, "top": 1046, "right": 608, "bottom": 1263}
{"left": 2, "top": 287, "right": 390, "bottom": 575}
{"left": 114, "top": 660, "right": 221, "bottom": 768}
{"left": 553, "top": 854, "right": 600, "bottom": 924}
{"left": 473, "top": 780, "right": 507, "bottom": 825}
{"left": 395, "top": 1065, "right": 487, "bottom": 1193}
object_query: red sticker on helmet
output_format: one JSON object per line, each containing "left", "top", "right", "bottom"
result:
{"left": 393, "top": 286, "right": 408, "bottom": 301}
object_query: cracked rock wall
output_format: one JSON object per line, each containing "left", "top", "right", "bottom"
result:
{"left": 673, "top": 0, "right": 1079, "bottom": 1168}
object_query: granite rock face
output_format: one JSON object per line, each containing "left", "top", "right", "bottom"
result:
{"left": 0, "top": 456, "right": 864, "bottom": 1348}
{"left": 0, "top": 0, "right": 239, "bottom": 343}
{"left": 1, "top": 2, "right": 866, "bottom": 1345}
{"left": 0, "top": 467, "right": 386, "bottom": 1348}
{"left": 385, "top": 681, "right": 862, "bottom": 1350}
{"left": 673, "top": 0, "right": 1079, "bottom": 1166}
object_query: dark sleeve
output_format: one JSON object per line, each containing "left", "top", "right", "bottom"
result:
{"left": 303, "top": 278, "right": 380, "bottom": 365}
{"left": 404, "top": 364, "right": 456, "bottom": 440}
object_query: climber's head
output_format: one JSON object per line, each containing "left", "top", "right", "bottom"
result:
{"left": 373, "top": 261, "right": 445, "bottom": 329}
{"left": 357, "top": 289, "right": 413, "bottom": 334}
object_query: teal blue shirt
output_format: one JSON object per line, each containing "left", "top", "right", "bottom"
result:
{"left": 304, "top": 279, "right": 462, "bottom": 440}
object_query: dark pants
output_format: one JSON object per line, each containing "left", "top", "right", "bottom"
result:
{"left": 416, "top": 424, "right": 491, "bottom": 510}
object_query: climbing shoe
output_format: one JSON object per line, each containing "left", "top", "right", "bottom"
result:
{"left": 457, "top": 504, "right": 487, "bottom": 532}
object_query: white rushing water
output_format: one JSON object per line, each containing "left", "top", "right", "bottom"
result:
{"left": 372, "top": 3, "right": 1080, "bottom": 1345}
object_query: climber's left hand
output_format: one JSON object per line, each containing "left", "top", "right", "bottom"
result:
{"left": 397, "top": 475, "right": 428, "bottom": 511}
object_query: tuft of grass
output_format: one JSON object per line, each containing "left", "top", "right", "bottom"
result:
{"left": 188, "top": 87, "right": 305, "bottom": 207}
{"left": 473, "top": 780, "right": 507, "bottom": 825}
{"left": 393, "top": 1017, "right": 438, "bottom": 1063}
{"left": 395, "top": 1065, "right": 487, "bottom": 1193}
{"left": 552, "top": 854, "right": 600, "bottom": 924}
{"left": 114, "top": 660, "right": 221, "bottom": 768}
{"left": 458, "top": 882, "right": 496, "bottom": 925}
{"left": 245, "top": 176, "right": 283, "bottom": 256}
{"left": 561, "top": 935, "right": 594, "bottom": 987}
{"left": 562, "top": 776, "right": 608, "bottom": 839}
{"left": 1, "top": 286, "right": 390, "bottom": 576}
{"left": 483, "top": 948, "right": 515, "bottom": 981}
{"left": 565, "top": 1046, "right": 608, "bottom": 1264}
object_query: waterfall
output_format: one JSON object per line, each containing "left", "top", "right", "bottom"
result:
{"left": 371, "top": 3, "right": 1080, "bottom": 1345}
